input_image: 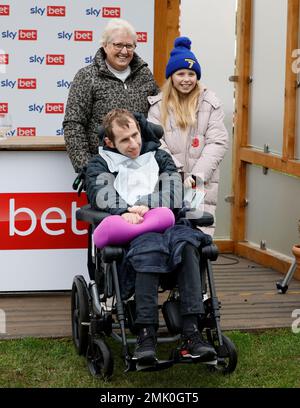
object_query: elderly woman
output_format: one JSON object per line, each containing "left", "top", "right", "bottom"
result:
{"left": 148, "top": 37, "right": 229, "bottom": 236}
{"left": 63, "top": 19, "right": 159, "bottom": 174}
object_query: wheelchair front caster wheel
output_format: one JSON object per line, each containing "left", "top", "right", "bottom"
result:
{"left": 276, "top": 281, "right": 288, "bottom": 294}
{"left": 209, "top": 335, "right": 237, "bottom": 374}
{"left": 87, "top": 338, "right": 114, "bottom": 380}
{"left": 71, "top": 275, "right": 90, "bottom": 356}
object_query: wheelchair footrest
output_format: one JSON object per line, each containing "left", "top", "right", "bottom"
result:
{"left": 173, "top": 355, "right": 218, "bottom": 365}
{"left": 135, "top": 359, "right": 174, "bottom": 372}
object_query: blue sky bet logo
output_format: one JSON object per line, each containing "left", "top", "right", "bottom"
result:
{"left": 30, "top": 6, "right": 46, "bottom": 16}
{"left": 29, "top": 104, "right": 44, "bottom": 113}
{"left": 57, "top": 31, "right": 73, "bottom": 40}
{"left": 57, "top": 80, "right": 72, "bottom": 89}
{"left": 85, "top": 7, "right": 101, "bottom": 17}
{"left": 1, "top": 79, "right": 16, "bottom": 88}
{"left": 1, "top": 31, "right": 17, "bottom": 40}
{"left": 29, "top": 55, "right": 44, "bottom": 64}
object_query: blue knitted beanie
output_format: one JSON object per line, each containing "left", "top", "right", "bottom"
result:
{"left": 165, "top": 36, "right": 201, "bottom": 79}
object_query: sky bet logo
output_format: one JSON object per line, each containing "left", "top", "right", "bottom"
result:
{"left": 1, "top": 78, "right": 37, "bottom": 89}
{"left": 0, "top": 5, "right": 10, "bottom": 15}
{"left": 6, "top": 128, "right": 36, "bottom": 137}
{"left": 29, "top": 54, "right": 65, "bottom": 65}
{"left": 57, "top": 31, "right": 93, "bottom": 41}
{"left": 2, "top": 29, "right": 38, "bottom": 41}
{"left": 28, "top": 103, "right": 64, "bottom": 114}
{"left": 85, "top": 7, "right": 121, "bottom": 18}
{"left": 30, "top": 6, "right": 66, "bottom": 17}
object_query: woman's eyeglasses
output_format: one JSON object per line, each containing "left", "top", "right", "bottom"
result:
{"left": 111, "top": 42, "right": 136, "bottom": 51}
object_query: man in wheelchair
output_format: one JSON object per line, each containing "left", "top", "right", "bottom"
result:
{"left": 85, "top": 108, "right": 217, "bottom": 365}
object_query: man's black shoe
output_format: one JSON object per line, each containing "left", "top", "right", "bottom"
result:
{"left": 180, "top": 330, "right": 217, "bottom": 362}
{"left": 132, "top": 327, "right": 157, "bottom": 363}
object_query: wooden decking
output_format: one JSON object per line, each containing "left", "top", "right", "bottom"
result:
{"left": 1, "top": 255, "right": 299, "bottom": 339}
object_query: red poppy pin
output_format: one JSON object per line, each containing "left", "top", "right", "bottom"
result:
{"left": 191, "top": 137, "right": 200, "bottom": 148}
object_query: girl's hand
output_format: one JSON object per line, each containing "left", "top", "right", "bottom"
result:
{"left": 184, "top": 175, "right": 195, "bottom": 189}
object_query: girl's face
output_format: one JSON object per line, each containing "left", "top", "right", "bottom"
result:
{"left": 171, "top": 69, "right": 197, "bottom": 95}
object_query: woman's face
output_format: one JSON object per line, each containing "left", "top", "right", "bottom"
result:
{"left": 103, "top": 30, "right": 135, "bottom": 71}
{"left": 171, "top": 69, "right": 197, "bottom": 95}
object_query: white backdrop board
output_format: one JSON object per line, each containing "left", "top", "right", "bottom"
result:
{"left": 0, "top": 0, "right": 154, "bottom": 137}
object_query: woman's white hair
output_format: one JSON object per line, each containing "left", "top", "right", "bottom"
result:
{"left": 100, "top": 19, "right": 137, "bottom": 46}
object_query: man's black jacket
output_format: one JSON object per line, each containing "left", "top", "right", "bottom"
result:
{"left": 85, "top": 114, "right": 182, "bottom": 214}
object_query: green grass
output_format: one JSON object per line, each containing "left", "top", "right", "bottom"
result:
{"left": 0, "top": 329, "right": 299, "bottom": 388}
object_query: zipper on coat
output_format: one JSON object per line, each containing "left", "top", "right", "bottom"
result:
{"left": 124, "top": 83, "right": 128, "bottom": 90}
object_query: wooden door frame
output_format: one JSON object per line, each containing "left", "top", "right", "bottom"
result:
{"left": 233, "top": 0, "right": 300, "bottom": 273}
{"left": 154, "top": 0, "right": 180, "bottom": 87}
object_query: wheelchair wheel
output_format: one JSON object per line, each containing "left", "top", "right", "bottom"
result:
{"left": 210, "top": 334, "right": 237, "bottom": 374}
{"left": 71, "top": 275, "right": 90, "bottom": 356}
{"left": 86, "top": 337, "right": 114, "bottom": 380}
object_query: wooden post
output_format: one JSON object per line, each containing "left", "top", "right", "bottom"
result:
{"left": 231, "top": 0, "right": 253, "bottom": 245}
{"left": 282, "top": 0, "right": 300, "bottom": 161}
{"left": 154, "top": 0, "right": 180, "bottom": 87}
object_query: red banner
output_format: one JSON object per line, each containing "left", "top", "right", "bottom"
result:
{"left": 0, "top": 193, "right": 89, "bottom": 250}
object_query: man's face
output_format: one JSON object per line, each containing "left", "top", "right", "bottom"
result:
{"left": 103, "top": 30, "right": 135, "bottom": 71}
{"left": 106, "top": 119, "right": 142, "bottom": 159}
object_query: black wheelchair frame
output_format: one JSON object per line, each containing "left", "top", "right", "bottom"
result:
{"left": 71, "top": 204, "right": 238, "bottom": 380}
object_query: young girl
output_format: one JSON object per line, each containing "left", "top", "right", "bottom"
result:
{"left": 148, "top": 36, "right": 228, "bottom": 236}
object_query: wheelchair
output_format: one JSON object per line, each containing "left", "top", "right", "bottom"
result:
{"left": 71, "top": 204, "right": 238, "bottom": 380}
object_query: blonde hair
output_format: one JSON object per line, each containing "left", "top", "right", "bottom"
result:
{"left": 160, "top": 77, "right": 201, "bottom": 130}
{"left": 100, "top": 19, "right": 137, "bottom": 46}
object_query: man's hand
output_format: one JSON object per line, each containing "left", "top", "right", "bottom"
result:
{"left": 184, "top": 175, "right": 195, "bottom": 189}
{"left": 121, "top": 212, "right": 144, "bottom": 224}
{"left": 128, "top": 205, "right": 150, "bottom": 217}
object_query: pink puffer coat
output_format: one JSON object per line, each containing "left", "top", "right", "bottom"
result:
{"left": 147, "top": 87, "right": 228, "bottom": 236}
